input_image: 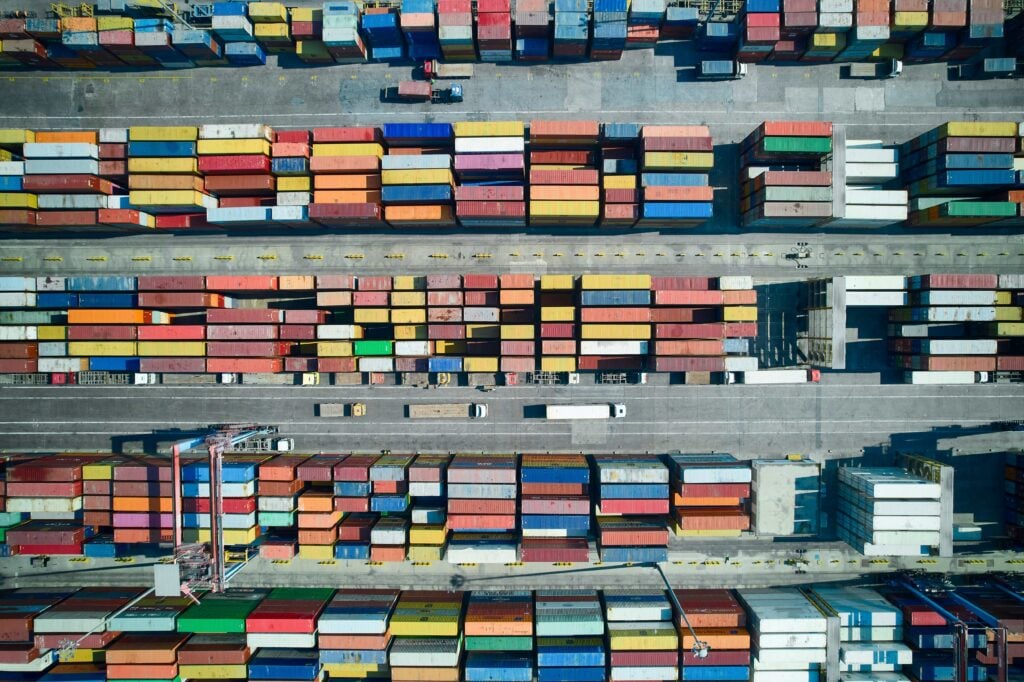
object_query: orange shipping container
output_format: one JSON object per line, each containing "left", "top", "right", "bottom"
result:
{"left": 680, "top": 627, "right": 750, "bottom": 650}
{"left": 298, "top": 528, "right": 337, "bottom": 545}
{"left": 128, "top": 175, "right": 206, "bottom": 191}
{"left": 644, "top": 186, "right": 715, "bottom": 202}
{"left": 392, "top": 668, "right": 460, "bottom": 682}
{"left": 107, "top": 665, "right": 178, "bottom": 680}
{"left": 370, "top": 546, "right": 406, "bottom": 562}
{"left": 298, "top": 511, "right": 343, "bottom": 528}
{"left": 272, "top": 142, "right": 310, "bottom": 157}
{"left": 35, "top": 130, "right": 99, "bottom": 144}
{"left": 464, "top": 617, "right": 533, "bottom": 637}
{"left": 530, "top": 120, "right": 600, "bottom": 138}
{"left": 313, "top": 190, "right": 382, "bottom": 204}
{"left": 114, "top": 528, "right": 173, "bottom": 543}
{"left": 530, "top": 185, "right": 600, "bottom": 201}
{"left": 500, "top": 273, "right": 535, "bottom": 289}
{"left": 723, "top": 290, "right": 757, "bottom": 305}
{"left": 641, "top": 125, "right": 711, "bottom": 138}
{"left": 297, "top": 491, "right": 335, "bottom": 512}
{"left": 673, "top": 507, "right": 750, "bottom": 530}
{"left": 309, "top": 156, "right": 380, "bottom": 173}
{"left": 316, "top": 291, "right": 353, "bottom": 307}
{"left": 279, "top": 275, "right": 315, "bottom": 290}
{"left": 655, "top": 340, "right": 725, "bottom": 356}
{"left": 113, "top": 497, "right": 172, "bottom": 513}
{"left": 314, "top": 174, "right": 381, "bottom": 190}
{"left": 500, "top": 289, "right": 535, "bottom": 305}
{"left": 384, "top": 205, "right": 452, "bottom": 221}
{"left": 672, "top": 493, "right": 742, "bottom": 507}
{"left": 68, "top": 309, "right": 148, "bottom": 325}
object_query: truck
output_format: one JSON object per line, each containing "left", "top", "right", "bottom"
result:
{"left": 953, "top": 57, "right": 1017, "bottom": 80}
{"left": 904, "top": 371, "right": 992, "bottom": 385}
{"left": 545, "top": 403, "right": 627, "bottom": 420}
{"left": 424, "top": 60, "right": 474, "bottom": 79}
{"left": 318, "top": 403, "right": 366, "bottom": 417}
{"left": 407, "top": 403, "right": 487, "bottom": 419}
{"left": 726, "top": 369, "right": 821, "bottom": 384}
{"left": 845, "top": 58, "right": 903, "bottom": 79}
{"left": 388, "top": 81, "right": 464, "bottom": 104}
{"left": 159, "top": 373, "right": 218, "bottom": 386}
{"left": 697, "top": 59, "right": 747, "bottom": 80}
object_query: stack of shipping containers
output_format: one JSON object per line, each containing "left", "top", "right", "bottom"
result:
{"left": 360, "top": 6, "right": 405, "bottom": 60}
{"left": 739, "top": 121, "right": 834, "bottom": 228}
{"left": 291, "top": 5, "right": 330, "bottom": 64}
{"left": 529, "top": 120, "right": 601, "bottom": 228}
{"left": 127, "top": 126, "right": 214, "bottom": 222}
{"left": 579, "top": 273, "right": 650, "bottom": 372}
{"left": 891, "top": 0, "right": 928, "bottom": 45}
{"left": 777, "top": 0, "right": 816, "bottom": 59}
{"left": 515, "top": 0, "right": 551, "bottom": 61}
{"left": 370, "top": 513, "right": 409, "bottom": 562}
{"left": 604, "top": 590, "right": 679, "bottom": 682}
{"left": 453, "top": 121, "right": 526, "bottom": 228}
{"left": 837, "top": 466, "right": 943, "bottom": 556}
{"left": 408, "top": 455, "right": 449, "bottom": 561}
{"left": 539, "top": 274, "right": 576, "bottom": 373}
{"left": 438, "top": 0, "right": 476, "bottom": 61}
{"left": 389, "top": 591, "right": 465, "bottom": 681}
{"left": 838, "top": 0, "right": 891, "bottom": 60}
{"left": 22, "top": 130, "right": 109, "bottom": 231}
{"left": 272, "top": 127, "right": 311, "bottom": 211}
{"left": 599, "top": 123, "right": 640, "bottom": 227}
{"left": 535, "top": 591, "right": 606, "bottom": 682}
{"left": 590, "top": 0, "right": 628, "bottom": 59}
{"left": 667, "top": 454, "right": 752, "bottom": 539}
{"left": 553, "top": 0, "right": 589, "bottom": 57}
{"left": 200, "top": 123, "right": 277, "bottom": 228}
{"left": 382, "top": 122, "right": 454, "bottom": 227}
{"left": 317, "top": 588, "right": 399, "bottom": 680}
{"left": 249, "top": 2, "right": 292, "bottom": 57}
{"left": 675, "top": 589, "right": 752, "bottom": 682}
{"left": 401, "top": 0, "right": 442, "bottom": 60}
{"left": 498, "top": 273, "right": 535, "bottom": 375}
{"left": 477, "top": 0, "right": 513, "bottom": 61}
{"left": 751, "top": 459, "right": 821, "bottom": 536}
{"left": 639, "top": 124, "right": 715, "bottom": 227}
{"left": 739, "top": 588, "right": 827, "bottom": 682}
{"left": 309, "top": 126, "right": 384, "bottom": 228}
{"left": 814, "top": 585, "right": 913, "bottom": 677}
{"left": 826, "top": 138, "right": 908, "bottom": 227}
{"left": 464, "top": 592, "right": 535, "bottom": 682}
{"left": 446, "top": 454, "right": 519, "bottom": 563}
{"left": 322, "top": 1, "right": 367, "bottom": 63}
{"left": 519, "top": 454, "right": 591, "bottom": 562}
{"left": 737, "top": 0, "right": 781, "bottom": 64}
{"left": 625, "top": 0, "right": 665, "bottom": 49}
{"left": 593, "top": 455, "right": 670, "bottom": 562}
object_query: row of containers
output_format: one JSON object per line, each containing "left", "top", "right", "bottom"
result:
{"left": 0, "top": 273, "right": 762, "bottom": 378}
{"left": 3, "top": 579, "right": 1024, "bottom": 681}
{"left": 2, "top": 0, "right": 1024, "bottom": 70}
{"left": 0, "top": 451, "right": 959, "bottom": 561}
{"left": 0, "top": 119, "right": 1022, "bottom": 232}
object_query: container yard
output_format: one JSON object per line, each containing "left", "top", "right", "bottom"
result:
{"left": 1, "top": 1, "right": 1023, "bottom": 681}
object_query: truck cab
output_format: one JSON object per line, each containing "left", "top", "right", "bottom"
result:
{"left": 473, "top": 403, "right": 488, "bottom": 419}
{"left": 612, "top": 403, "right": 627, "bottom": 418}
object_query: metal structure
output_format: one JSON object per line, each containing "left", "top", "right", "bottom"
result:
{"left": 171, "top": 424, "right": 279, "bottom": 594}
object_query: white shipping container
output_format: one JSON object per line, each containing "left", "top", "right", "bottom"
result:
{"left": 521, "top": 528, "right": 589, "bottom": 538}
{"left": 0, "top": 276, "right": 35, "bottom": 292}
{"left": 409, "top": 482, "right": 443, "bottom": 497}
{"left": 919, "top": 339, "right": 997, "bottom": 355}
{"left": 999, "top": 274, "right": 1024, "bottom": 289}
{"left": 579, "top": 340, "right": 648, "bottom": 355}
{"left": 276, "top": 191, "right": 311, "bottom": 206}
{"left": 738, "top": 589, "right": 827, "bottom": 633}
{"left": 915, "top": 306, "right": 996, "bottom": 322}
{"left": 818, "top": 12, "right": 853, "bottom": 27}
{"left": 609, "top": 667, "right": 678, "bottom": 681}
{"left": 389, "top": 638, "right": 463, "bottom": 668}
{"left": 99, "top": 128, "right": 128, "bottom": 143}
{"left": 846, "top": 291, "right": 907, "bottom": 307}
{"left": 36, "top": 194, "right": 110, "bottom": 210}
{"left": 840, "top": 642, "right": 913, "bottom": 666}
{"left": 597, "top": 462, "right": 669, "bottom": 484}
{"left": 759, "top": 632, "right": 828, "bottom": 648}
{"left": 840, "top": 468, "right": 941, "bottom": 499}
{"left": 750, "top": 671, "right": 819, "bottom": 682}
{"left": 23, "top": 142, "right": 99, "bottom": 159}
{"left": 395, "top": 340, "right": 431, "bottom": 356}
{"left": 718, "top": 275, "right": 754, "bottom": 290}
{"left": 446, "top": 542, "right": 518, "bottom": 563}
{"left": 904, "top": 370, "right": 982, "bottom": 385}
{"left": 270, "top": 206, "right": 307, "bottom": 222}
{"left": 844, "top": 163, "right": 899, "bottom": 182}
{"left": 725, "top": 356, "right": 759, "bottom": 372}
{"left": 37, "top": 357, "right": 87, "bottom": 372}
{"left": 464, "top": 307, "right": 499, "bottom": 322}
{"left": 411, "top": 507, "right": 445, "bottom": 524}
{"left": 844, "top": 189, "right": 907, "bottom": 206}
{"left": 318, "top": 324, "right": 360, "bottom": 339}
{"left": 680, "top": 465, "right": 752, "bottom": 484}
{"left": 257, "top": 496, "right": 295, "bottom": 512}
{"left": 381, "top": 154, "right": 452, "bottom": 170}
{"left": 447, "top": 483, "right": 517, "bottom": 498}
{"left": 862, "top": 515, "right": 941, "bottom": 531}
{"left": 186, "top": 482, "right": 255, "bottom": 497}
{"left": 199, "top": 124, "right": 273, "bottom": 140}
{"left": 358, "top": 357, "right": 393, "bottom": 372}
{"left": 0, "top": 161, "right": 25, "bottom": 175}
{"left": 917, "top": 290, "right": 997, "bottom": 305}
{"left": 0, "top": 655, "right": 63, "bottom": 673}
{"left": 246, "top": 633, "right": 315, "bottom": 649}
{"left": 0, "top": 325, "right": 37, "bottom": 340}
{"left": 856, "top": 529, "right": 941, "bottom": 546}
{"left": 738, "top": 369, "right": 811, "bottom": 384}
{"left": 184, "top": 512, "right": 256, "bottom": 529}
{"left": 207, "top": 207, "right": 271, "bottom": 223}
{"left": 752, "top": 648, "right": 827, "bottom": 667}
{"left": 322, "top": 26, "right": 360, "bottom": 43}
{"left": 36, "top": 276, "right": 66, "bottom": 291}
{"left": 843, "top": 275, "right": 906, "bottom": 291}
{"left": 439, "top": 25, "right": 473, "bottom": 40}
{"left": 318, "top": 611, "right": 389, "bottom": 634}
{"left": 454, "top": 136, "right": 526, "bottom": 154}
{"left": 106, "top": 195, "right": 132, "bottom": 210}
{"left": 24, "top": 159, "right": 100, "bottom": 175}
{"left": 819, "top": 0, "right": 853, "bottom": 10}
{"left": 6, "top": 496, "right": 83, "bottom": 513}
{"left": 211, "top": 15, "right": 254, "bottom": 36}
{"left": 856, "top": 499, "right": 941, "bottom": 516}
{"left": 37, "top": 342, "right": 67, "bottom": 357}
{"left": 845, "top": 148, "right": 897, "bottom": 163}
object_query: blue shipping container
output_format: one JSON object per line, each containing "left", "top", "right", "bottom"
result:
{"left": 681, "top": 666, "right": 751, "bottom": 681}
{"left": 127, "top": 141, "right": 197, "bottom": 157}
{"left": 77, "top": 293, "right": 137, "bottom": 308}
{"left": 537, "top": 668, "right": 606, "bottom": 682}
{"left": 370, "top": 495, "right": 409, "bottom": 513}
{"left": 334, "top": 542, "right": 370, "bottom": 559}
{"left": 334, "top": 482, "right": 372, "bottom": 496}
{"left": 212, "top": 2, "right": 248, "bottom": 15}
{"left": 88, "top": 357, "right": 140, "bottom": 372}
{"left": 65, "top": 276, "right": 136, "bottom": 292}
{"left": 381, "top": 184, "right": 453, "bottom": 203}
{"left": 428, "top": 357, "right": 463, "bottom": 372}
{"left": 536, "top": 640, "right": 605, "bottom": 667}
{"left": 580, "top": 290, "right": 651, "bottom": 306}
{"left": 642, "top": 202, "right": 714, "bottom": 219}
{"left": 600, "top": 483, "right": 669, "bottom": 499}
{"left": 520, "top": 466, "right": 589, "bottom": 484}
{"left": 521, "top": 515, "right": 590, "bottom": 530}
{"left": 641, "top": 172, "right": 709, "bottom": 187}
{"left": 600, "top": 546, "right": 668, "bottom": 562}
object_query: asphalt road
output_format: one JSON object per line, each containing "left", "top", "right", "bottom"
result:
{"left": 2, "top": 383, "right": 1021, "bottom": 456}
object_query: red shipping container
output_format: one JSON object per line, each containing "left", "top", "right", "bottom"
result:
{"left": 206, "top": 276, "right": 279, "bottom": 292}
{"left": 447, "top": 499, "right": 516, "bottom": 514}
{"left": 308, "top": 203, "right": 383, "bottom": 224}
{"left": 457, "top": 201, "right": 526, "bottom": 219}
{"left": 520, "top": 537, "right": 590, "bottom": 562}
{"left": 297, "top": 455, "right": 347, "bottom": 482}
{"left": 655, "top": 323, "right": 726, "bottom": 339}
{"left": 271, "top": 142, "right": 310, "bottom": 157}
{"left": 455, "top": 186, "right": 525, "bottom": 202}
{"left": 285, "top": 310, "right": 327, "bottom": 324}
{"left": 283, "top": 356, "right": 316, "bottom": 372}
{"left": 0, "top": 343, "right": 37, "bottom": 359}
{"left": 136, "top": 276, "right": 204, "bottom": 291}
{"left": 206, "top": 308, "right": 283, "bottom": 323}
{"left": 520, "top": 497, "right": 589, "bottom": 514}
{"left": 602, "top": 204, "right": 638, "bottom": 222}
{"left": 428, "top": 307, "right": 461, "bottom": 323}
{"left": 207, "top": 325, "right": 278, "bottom": 341}
{"left": 333, "top": 455, "right": 379, "bottom": 481}
{"left": 395, "top": 358, "right": 428, "bottom": 372}
{"left": 357, "top": 276, "right": 392, "bottom": 291}
{"left": 643, "top": 136, "right": 714, "bottom": 152}
{"left": 35, "top": 211, "right": 97, "bottom": 227}
{"left": 723, "top": 290, "right": 757, "bottom": 305}
{"left": 204, "top": 175, "right": 276, "bottom": 195}
{"left": 280, "top": 325, "right": 316, "bottom": 340}
{"left": 427, "top": 291, "right": 463, "bottom": 306}
{"left": 465, "top": 290, "right": 499, "bottom": 306}
{"left": 530, "top": 120, "right": 600, "bottom": 139}
{"left": 998, "top": 357, "right": 1024, "bottom": 371}
{"left": 530, "top": 150, "right": 592, "bottom": 164}
{"left": 205, "top": 358, "right": 283, "bottom": 373}
{"left": 317, "top": 357, "right": 357, "bottom": 373}
{"left": 0, "top": 359, "right": 36, "bottom": 372}
{"left": 599, "top": 523, "right": 669, "bottom": 545}
{"left": 540, "top": 323, "right": 575, "bottom": 338}
{"left": 499, "top": 273, "right": 535, "bottom": 289}
{"left": 22, "top": 175, "right": 118, "bottom": 194}
{"left": 312, "top": 127, "right": 379, "bottom": 143}
{"left": 913, "top": 274, "right": 997, "bottom": 289}
{"left": 198, "top": 156, "right": 271, "bottom": 175}
{"left": 464, "top": 274, "right": 499, "bottom": 289}
{"left": 653, "top": 356, "right": 726, "bottom": 372}
{"left": 645, "top": 186, "right": 715, "bottom": 202}
{"left": 206, "top": 341, "right": 291, "bottom": 357}
{"left": 529, "top": 169, "right": 599, "bottom": 185}
{"left": 447, "top": 514, "right": 516, "bottom": 530}
{"left": 725, "top": 322, "right": 757, "bottom": 337}
{"left": 137, "top": 325, "right": 206, "bottom": 340}
{"left": 611, "top": 651, "right": 679, "bottom": 667}
{"left": 333, "top": 497, "right": 370, "bottom": 512}
{"left": 0, "top": 209, "right": 37, "bottom": 226}
{"left": 137, "top": 292, "right": 221, "bottom": 308}
{"left": 428, "top": 324, "right": 466, "bottom": 340}
{"left": 315, "top": 275, "right": 355, "bottom": 290}
{"left": 500, "top": 340, "right": 535, "bottom": 355}
{"left": 604, "top": 189, "right": 638, "bottom": 203}
{"left": 651, "top": 276, "right": 711, "bottom": 290}
{"left": 577, "top": 356, "right": 644, "bottom": 370}
{"left": 12, "top": 544, "right": 82, "bottom": 556}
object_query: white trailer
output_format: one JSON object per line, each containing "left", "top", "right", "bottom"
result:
{"left": 545, "top": 403, "right": 627, "bottom": 419}
{"left": 904, "top": 371, "right": 992, "bottom": 385}
{"left": 728, "top": 369, "right": 821, "bottom": 384}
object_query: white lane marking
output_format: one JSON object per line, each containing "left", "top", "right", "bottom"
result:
{"left": 0, "top": 418, "right": 1001, "bottom": 427}
{"left": 0, "top": 393, "right": 1015, "bottom": 400}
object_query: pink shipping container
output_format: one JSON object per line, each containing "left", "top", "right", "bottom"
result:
{"left": 429, "top": 324, "right": 466, "bottom": 340}
{"left": 206, "top": 276, "right": 279, "bottom": 291}
{"left": 312, "top": 127, "right": 380, "bottom": 143}
{"left": 654, "top": 340, "right": 725, "bottom": 355}
{"left": 521, "top": 538, "right": 590, "bottom": 562}
{"left": 651, "top": 276, "right": 712, "bottom": 290}
{"left": 428, "top": 307, "right": 463, "bottom": 323}
{"left": 457, "top": 201, "right": 526, "bottom": 218}
{"left": 529, "top": 169, "right": 600, "bottom": 185}
{"left": 139, "top": 357, "right": 206, "bottom": 373}
{"left": 447, "top": 515, "right": 516, "bottom": 530}
{"left": 428, "top": 291, "right": 463, "bottom": 306}
{"left": 448, "top": 498, "right": 516, "bottom": 513}
{"left": 914, "top": 274, "right": 998, "bottom": 289}
{"left": 500, "top": 273, "right": 535, "bottom": 289}
{"left": 725, "top": 322, "right": 758, "bottom": 337}
{"left": 395, "top": 357, "right": 429, "bottom": 372}
{"left": 279, "top": 325, "right": 316, "bottom": 340}
{"left": 357, "top": 276, "right": 392, "bottom": 291}
{"left": 137, "top": 325, "right": 206, "bottom": 340}
{"left": 354, "top": 291, "right": 389, "bottom": 306}
{"left": 578, "top": 356, "right": 644, "bottom": 370}
{"left": 206, "top": 357, "right": 283, "bottom": 373}
{"left": 316, "top": 275, "right": 356, "bottom": 290}
{"left": 137, "top": 292, "right": 224, "bottom": 308}
{"left": 285, "top": 357, "right": 318, "bottom": 372}
{"left": 198, "top": 156, "right": 272, "bottom": 175}
{"left": 205, "top": 341, "right": 292, "bottom": 357}
{"left": 464, "top": 274, "right": 500, "bottom": 289}
{"left": 455, "top": 186, "right": 524, "bottom": 201}
{"left": 138, "top": 276, "right": 206, "bottom": 290}
{"left": 655, "top": 323, "right": 726, "bottom": 339}
{"left": 521, "top": 497, "right": 590, "bottom": 514}
{"left": 285, "top": 310, "right": 327, "bottom": 324}
{"left": 655, "top": 290, "right": 725, "bottom": 305}
{"left": 998, "top": 357, "right": 1024, "bottom": 371}
{"left": 580, "top": 307, "right": 651, "bottom": 323}
{"left": 67, "top": 326, "right": 137, "bottom": 340}
{"left": 652, "top": 356, "right": 726, "bottom": 372}
{"left": 206, "top": 325, "right": 278, "bottom": 340}
{"left": 454, "top": 154, "right": 525, "bottom": 172}
{"left": 427, "top": 274, "right": 461, "bottom": 290}
{"left": 599, "top": 499, "right": 670, "bottom": 515}
{"left": 541, "top": 340, "right": 576, "bottom": 355}
{"left": 500, "top": 340, "right": 535, "bottom": 355}
{"left": 540, "top": 323, "right": 575, "bottom": 338}
{"left": 465, "top": 290, "right": 499, "bottom": 306}
{"left": 317, "top": 357, "right": 357, "bottom": 373}
{"left": 206, "top": 309, "right": 284, "bottom": 323}
{"left": 761, "top": 121, "right": 833, "bottom": 137}
{"left": 723, "top": 290, "right": 757, "bottom": 305}
{"left": 500, "top": 356, "right": 535, "bottom": 372}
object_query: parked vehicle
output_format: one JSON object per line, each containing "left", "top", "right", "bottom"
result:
{"left": 545, "top": 403, "right": 627, "bottom": 419}
{"left": 845, "top": 58, "right": 903, "bottom": 78}
{"left": 407, "top": 403, "right": 485, "bottom": 418}
{"left": 726, "top": 369, "right": 821, "bottom": 384}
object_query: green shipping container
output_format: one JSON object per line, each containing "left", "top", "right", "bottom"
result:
{"left": 267, "top": 587, "right": 336, "bottom": 601}
{"left": 0, "top": 310, "right": 64, "bottom": 324}
{"left": 354, "top": 340, "right": 393, "bottom": 356}
{"left": 939, "top": 201, "right": 1018, "bottom": 217}
{"left": 177, "top": 590, "right": 268, "bottom": 633}
{"left": 762, "top": 136, "right": 832, "bottom": 154}
{"left": 910, "top": 196, "right": 979, "bottom": 211}
{"left": 257, "top": 511, "right": 296, "bottom": 527}
{"left": 465, "top": 636, "right": 534, "bottom": 651}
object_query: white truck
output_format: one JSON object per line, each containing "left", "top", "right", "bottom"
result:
{"left": 545, "top": 403, "right": 627, "bottom": 420}
{"left": 408, "top": 403, "right": 487, "bottom": 419}
{"left": 727, "top": 369, "right": 821, "bottom": 384}
{"left": 846, "top": 58, "right": 903, "bottom": 78}
{"left": 904, "top": 371, "right": 992, "bottom": 385}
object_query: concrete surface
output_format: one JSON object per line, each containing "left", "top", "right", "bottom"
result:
{"left": 1, "top": 383, "right": 1021, "bottom": 456}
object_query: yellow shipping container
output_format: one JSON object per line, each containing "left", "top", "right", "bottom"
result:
{"left": 500, "top": 324, "right": 534, "bottom": 340}
{"left": 464, "top": 356, "right": 498, "bottom": 372}
{"left": 940, "top": 122, "right": 1018, "bottom": 138}
{"left": 996, "top": 306, "right": 1023, "bottom": 321}
{"left": 278, "top": 176, "right": 311, "bottom": 191}
{"left": 316, "top": 342, "right": 353, "bottom": 357}
{"left": 354, "top": 309, "right": 389, "bottom": 324}
{"left": 608, "top": 629, "right": 679, "bottom": 651}
{"left": 129, "top": 190, "right": 209, "bottom": 208}
{"left": 393, "top": 275, "right": 426, "bottom": 290}
{"left": 581, "top": 274, "right": 652, "bottom": 290}
{"left": 996, "top": 291, "right": 1012, "bottom": 305}
{"left": 603, "top": 175, "right": 637, "bottom": 189}
{"left": 991, "top": 322, "right": 1024, "bottom": 336}
{"left": 197, "top": 139, "right": 271, "bottom": 156}
{"left": 643, "top": 151, "right": 715, "bottom": 169}
{"left": 541, "top": 357, "right": 576, "bottom": 372}
{"left": 128, "top": 157, "right": 198, "bottom": 174}
{"left": 391, "top": 309, "right": 426, "bottom": 324}
{"left": 63, "top": 648, "right": 103, "bottom": 664}
{"left": 723, "top": 306, "right": 758, "bottom": 321}
{"left": 394, "top": 325, "right": 428, "bottom": 340}
{"left": 452, "top": 121, "right": 525, "bottom": 137}
{"left": 297, "top": 544, "right": 334, "bottom": 561}
{"left": 0, "top": 193, "right": 37, "bottom": 209}
{"left": 407, "top": 544, "right": 444, "bottom": 562}
{"left": 0, "top": 129, "right": 34, "bottom": 145}
{"left": 291, "top": 7, "right": 323, "bottom": 21}
{"left": 254, "top": 23, "right": 290, "bottom": 39}
{"left": 465, "top": 324, "right": 499, "bottom": 339}
{"left": 36, "top": 326, "right": 66, "bottom": 340}
{"left": 435, "top": 340, "right": 466, "bottom": 354}
{"left": 391, "top": 291, "right": 426, "bottom": 306}
{"left": 311, "top": 143, "right": 384, "bottom": 157}
{"left": 83, "top": 462, "right": 113, "bottom": 480}
{"left": 97, "top": 16, "right": 134, "bottom": 30}
{"left": 409, "top": 525, "right": 447, "bottom": 545}
{"left": 178, "top": 665, "right": 248, "bottom": 680}
{"left": 540, "top": 274, "right": 575, "bottom": 290}
{"left": 137, "top": 341, "right": 205, "bottom": 357}
{"left": 68, "top": 341, "right": 137, "bottom": 356}
{"left": 0, "top": 149, "right": 12, "bottom": 162}
{"left": 541, "top": 307, "right": 575, "bottom": 322}
{"left": 672, "top": 524, "right": 742, "bottom": 537}
{"left": 322, "top": 663, "right": 386, "bottom": 678}
{"left": 893, "top": 10, "right": 928, "bottom": 26}
{"left": 248, "top": 1, "right": 288, "bottom": 22}
{"left": 381, "top": 169, "right": 454, "bottom": 185}
{"left": 812, "top": 32, "right": 839, "bottom": 47}
{"left": 581, "top": 324, "right": 650, "bottom": 340}
{"left": 391, "top": 614, "right": 460, "bottom": 637}
{"left": 182, "top": 527, "right": 257, "bottom": 544}
{"left": 128, "top": 126, "right": 198, "bottom": 141}
{"left": 530, "top": 200, "right": 600, "bottom": 217}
